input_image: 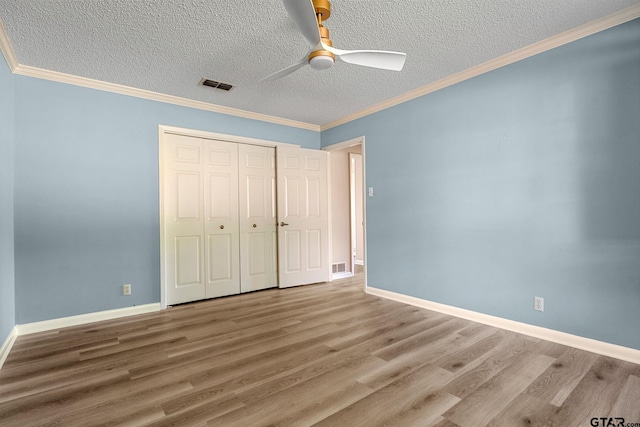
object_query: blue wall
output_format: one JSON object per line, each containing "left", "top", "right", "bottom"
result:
{"left": 323, "top": 19, "right": 640, "bottom": 350}
{"left": 0, "top": 53, "right": 15, "bottom": 341}
{"left": 13, "top": 77, "right": 319, "bottom": 324}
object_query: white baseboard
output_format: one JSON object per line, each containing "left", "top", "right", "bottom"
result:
{"left": 367, "top": 287, "right": 640, "bottom": 365}
{"left": 0, "top": 326, "right": 18, "bottom": 370}
{"left": 332, "top": 272, "right": 355, "bottom": 280}
{"left": 354, "top": 260, "right": 364, "bottom": 266}
{"left": 16, "top": 303, "right": 162, "bottom": 336}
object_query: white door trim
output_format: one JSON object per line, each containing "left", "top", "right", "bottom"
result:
{"left": 349, "top": 153, "right": 365, "bottom": 271}
{"left": 322, "top": 136, "right": 364, "bottom": 152}
{"left": 158, "top": 125, "right": 300, "bottom": 309}
{"left": 159, "top": 125, "right": 301, "bottom": 148}
{"left": 323, "top": 136, "right": 367, "bottom": 288}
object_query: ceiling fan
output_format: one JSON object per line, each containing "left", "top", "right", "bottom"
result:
{"left": 262, "top": 0, "right": 407, "bottom": 81}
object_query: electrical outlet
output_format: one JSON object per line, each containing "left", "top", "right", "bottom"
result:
{"left": 123, "top": 284, "right": 132, "bottom": 296}
{"left": 534, "top": 296, "right": 544, "bottom": 312}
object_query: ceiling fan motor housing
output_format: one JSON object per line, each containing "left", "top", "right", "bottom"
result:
{"left": 308, "top": 0, "right": 334, "bottom": 69}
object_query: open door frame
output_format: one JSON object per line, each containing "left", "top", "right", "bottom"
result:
{"left": 349, "top": 152, "right": 364, "bottom": 272}
{"left": 323, "top": 136, "right": 368, "bottom": 288}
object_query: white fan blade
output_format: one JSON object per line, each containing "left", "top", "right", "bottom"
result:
{"left": 282, "top": 0, "right": 321, "bottom": 47}
{"left": 260, "top": 57, "right": 308, "bottom": 81}
{"left": 323, "top": 43, "right": 406, "bottom": 71}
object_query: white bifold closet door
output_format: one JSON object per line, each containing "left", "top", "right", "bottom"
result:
{"left": 203, "top": 138, "right": 240, "bottom": 299}
{"left": 238, "top": 144, "right": 277, "bottom": 293}
{"left": 164, "top": 134, "right": 209, "bottom": 304}
{"left": 163, "top": 134, "right": 276, "bottom": 305}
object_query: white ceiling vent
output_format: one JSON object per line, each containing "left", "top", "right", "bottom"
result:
{"left": 200, "top": 79, "right": 234, "bottom": 91}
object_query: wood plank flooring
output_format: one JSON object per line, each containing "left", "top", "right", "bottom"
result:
{"left": 1, "top": 275, "right": 639, "bottom": 426}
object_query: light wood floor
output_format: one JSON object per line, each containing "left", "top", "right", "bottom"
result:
{"left": 1, "top": 275, "right": 639, "bottom": 427}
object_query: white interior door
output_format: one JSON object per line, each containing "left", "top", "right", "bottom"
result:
{"left": 239, "top": 144, "right": 277, "bottom": 292}
{"left": 163, "top": 134, "right": 206, "bottom": 305}
{"left": 204, "top": 140, "right": 241, "bottom": 298}
{"left": 277, "top": 146, "right": 330, "bottom": 288}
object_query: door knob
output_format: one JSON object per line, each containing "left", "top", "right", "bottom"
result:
{"left": 253, "top": 224, "right": 257, "bottom": 228}
{"left": 280, "top": 222, "right": 289, "bottom": 227}
{"left": 219, "top": 225, "right": 224, "bottom": 229}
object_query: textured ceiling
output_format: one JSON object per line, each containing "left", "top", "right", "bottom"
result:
{"left": 1, "top": 0, "right": 638, "bottom": 127}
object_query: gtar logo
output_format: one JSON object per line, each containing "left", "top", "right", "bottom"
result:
{"left": 590, "top": 418, "right": 625, "bottom": 427}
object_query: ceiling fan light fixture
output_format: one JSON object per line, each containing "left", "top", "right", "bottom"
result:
{"left": 308, "top": 50, "right": 335, "bottom": 70}
{"left": 309, "top": 55, "right": 334, "bottom": 70}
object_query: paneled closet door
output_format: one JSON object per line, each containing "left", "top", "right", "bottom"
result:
{"left": 164, "top": 134, "right": 206, "bottom": 305}
{"left": 204, "top": 140, "right": 241, "bottom": 298}
{"left": 238, "top": 144, "right": 277, "bottom": 292}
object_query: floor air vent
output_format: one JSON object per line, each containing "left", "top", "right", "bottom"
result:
{"left": 332, "top": 262, "right": 347, "bottom": 274}
{"left": 201, "top": 79, "right": 234, "bottom": 91}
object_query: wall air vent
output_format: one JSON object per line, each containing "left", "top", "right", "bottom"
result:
{"left": 200, "top": 79, "right": 234, "bottom": 91}
{"left": 332, "top": 262, "right": 347, "bottom": 274}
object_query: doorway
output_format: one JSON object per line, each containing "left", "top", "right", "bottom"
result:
{"left": 325, "top": 137, "right": 366, "bottom": 283}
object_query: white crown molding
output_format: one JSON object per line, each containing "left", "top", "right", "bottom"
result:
{"left": 11, "top": 64, "right": 320, "bottom": 132}
{"left": 0, "top": 22, "right": 319, "bottom": 133}
{"left": 0, "top": 326, "right": 18, "bottom": 370}
{"left": 321, "top": 4, "right": 640, "bottom": 131}
{"left": 367, "top": 286, "right": 640, "bottom": 365}
{"left": 15, "top": 303, "right": 161, "bottom": 336}
{"left": 0, "top": 16, "right": 18, "bottom": 71}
